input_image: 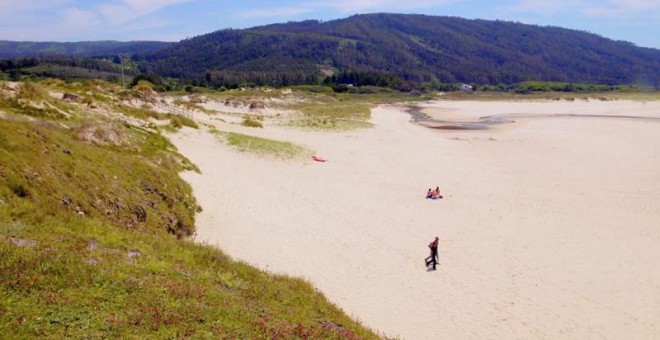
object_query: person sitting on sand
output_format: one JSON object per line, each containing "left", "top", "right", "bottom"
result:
{"left": 426, "top": 188, "right": 433, "bottom": 199}
{"left": 431, "top": 186, "right": 443, "bottom": 199}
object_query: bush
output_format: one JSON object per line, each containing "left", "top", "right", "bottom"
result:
{"left": 290, "top": 85, "right": 334, "bottom": 94}
{"left": 170, "top": 115, "right": 199, "bottom": 129}
{"left": 18, "top": 81, "right": 46, "bottom": 101}
{"left": 242, "top": 115, "right": 263, "bottom": 128}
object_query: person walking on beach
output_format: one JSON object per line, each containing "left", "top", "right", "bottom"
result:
{"left": 425, "top": 236, "right": 439, "bottom": 270}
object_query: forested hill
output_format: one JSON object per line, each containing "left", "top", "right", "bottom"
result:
{"left": 0, "top": 40, "right": 172, "bottom": 59}
{"left": 140, "top": 13, "right": 660, "bottom": 87}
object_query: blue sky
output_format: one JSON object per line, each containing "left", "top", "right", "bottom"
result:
{"left": 0, "top": 0, "right": 658, "bottom": 49}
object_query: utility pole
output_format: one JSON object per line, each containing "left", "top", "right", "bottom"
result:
{"left": 119, "top": 54, "right": 126, "bottom": 88}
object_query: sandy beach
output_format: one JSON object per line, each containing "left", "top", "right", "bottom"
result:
{"left": 170, "top": 98, "right": 660, "bottom": 339}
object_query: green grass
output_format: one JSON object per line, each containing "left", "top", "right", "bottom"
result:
{"left": 169, "top": 115, "right": 199, "bottom": 130}
{"left": 0, "top": 118, "right": 197, "bottom": 237}
{"left": 217, "top": 131, "right": 312, "bottom": 160}
{"left": 0, "top": 219, "right": 372, "bottom": 338}
{"left": 0, "top": 81, "right": 78, "bottom": 120}
{"left": 0, "top": 79, "right": 376, "bottom": 338}
{"left": 172, "top": 98, "right": 209, "bottom": 113}
{"left": 274, "top": 88, "right": 430, "bottom": 130}
{"left": 285, "top": 101, "right": 373, "bottom": 130}
{"left": 171, "top": 86, "right": 428, "bottom": 132}
{"left": 288, "top": 85, "right": 335, "bottom": 94}
{"left": 112, "top": 103, "right": 199, "bottom": 131}
{"left": 114, "top": 104, "right": 167, "bottom": 120}
{"left": 288, "top": 116, "right": 373, "bottom": 130}
{"left": 241, "top": 115, "right": 263, "bottom": 128}
{"left": 207, "top": 87, "right": 284, "bottom": 100}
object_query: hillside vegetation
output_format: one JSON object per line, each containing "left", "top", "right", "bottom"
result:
{"left": 0, "top": 79, "right": 377, "bottom": 338}
{"left": 0, "top": 41, "right": 172, "bottom": 59}
{"left": 141, "top": 13, "right": 660, "bottom": 89}
{"left": 3, "top": 14, "right": 659, "bottom": 91}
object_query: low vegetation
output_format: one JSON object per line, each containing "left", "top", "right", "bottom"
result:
{"left": 437, "top": 89, "right": 660, "bottom": 101}
{"left": 0, "top": 79, "right": 377, "bottom": 338}
{"left": 2, "top": 77, "right": 656, "bottom": 338}
{"left": 169, "top": 115, "right": 199, "bottom": 130}
{"left": 172, "top": 98, "right": 215, "bottom": 114}
{"left": 182, "top": 86, "right": 426, "bottom": 131}
{"left": 142, "top": 14, "right": 660, "bottom": 90}
{"left": 241, "top": 115, "right": 264, "bottom": 128}
{"left": 215, "top": 131, "right": 312, "bottom": 160}
{"left": 285, "top": 98, "right": 373, "bottom": 130}
{"left": 0, "top": 80, "right": 75, "bottom": 120}
{"left": 209, "top": 87, "right": 284, "bottom": 100}
{"left": 500, "top": 81, "right": 630, "bottom": 94}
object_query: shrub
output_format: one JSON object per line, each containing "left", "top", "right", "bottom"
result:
{"left": 170, "top": 115, "right": 199, "bottom": 129}
{"left": 242, "top": 115, "right": 263, "bottom": 128}
{"left": 17, "top": 81, "right": 46, "bottom": 101}
{"left": 170, "top": 116, "right": 183, "bottom": 129}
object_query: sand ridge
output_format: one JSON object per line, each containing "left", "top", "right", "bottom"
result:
{"left": 170, "top": 99, "right": 660, "bottom": 339}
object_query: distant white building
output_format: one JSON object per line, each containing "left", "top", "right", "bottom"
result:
{"left": 459, "top": 84, "right": 473, "bottom": 91}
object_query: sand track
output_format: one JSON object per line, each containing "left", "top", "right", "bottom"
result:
{"left": 171, "top": 100, "right": 660, "bottom": 339}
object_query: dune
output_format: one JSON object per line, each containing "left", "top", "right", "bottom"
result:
{"left": 170, "top": 99, "right": 660, "bottom": 339}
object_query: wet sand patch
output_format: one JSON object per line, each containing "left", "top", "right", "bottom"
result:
{"left": 406, "top": 104, "right": 660, "bottom": 131}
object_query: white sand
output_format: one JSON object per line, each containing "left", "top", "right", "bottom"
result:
{"left": 170, "top": 99, "right": 660, "bottom": 339}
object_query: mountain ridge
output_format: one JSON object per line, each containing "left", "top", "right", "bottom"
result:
{"left": 140, "top": 13, "right": 660, "bottom": 87}
{"left": 1, "top": 13, "right": 659, "bottom": 88}
{"left": 0, "top": 40, "right": 173, "bottom": 59}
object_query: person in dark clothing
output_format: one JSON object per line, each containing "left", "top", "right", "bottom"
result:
{"left": 425, "top": 236, "right": 439, "bottom": 270}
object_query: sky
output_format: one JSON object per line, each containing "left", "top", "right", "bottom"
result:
{"left": 0, "top": 0, "right": 658, "bottom": 49}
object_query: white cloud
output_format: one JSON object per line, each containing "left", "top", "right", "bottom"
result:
{"left": 318, "top": 0, "right": 460, "bottom": 13}
{"left": 508, "top": 0, "right": 660, "bottom": 18}
{"left": 120, "top": 0, "right": 192, "bottom": 15}
{"left": 60, "top": 7, "right": 100, "bottom": 33}
{"left": 0, "top": 0, "right": 198, "bottom": 41}
{"left": 0, "top": 0, "right": 72, "bottom": 21}
{"left": 0, "top": 0, "right": 72, "bottom": 12}
{"left": 95, "top": 0, "right": 193, "bottom": 25}
{"left": 583, "top": 0, "right": 660, "bottom": 18}
{"left": 322, "top": 0, "right": 400, "bottom": 12}
{"left": 97, "top": 3, "right": 134, "bottom": 25}
{"left": 507, "top": 0, "right": 585, "bottom": 15}
{"left": 608, "top": 0, "right": 660, "bottom": 11}
{"left": 0, "top": 5, "right": 98, "bottom": 41}
{"left": 236, "top": 0, "right": 461, "bottom": 20}
{"left": 237, "top": 6, "right": 316, "bottom": 19}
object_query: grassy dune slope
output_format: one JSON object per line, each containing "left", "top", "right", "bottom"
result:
{"left": 0, "top": 80, "right": 376, "bottom": 338}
